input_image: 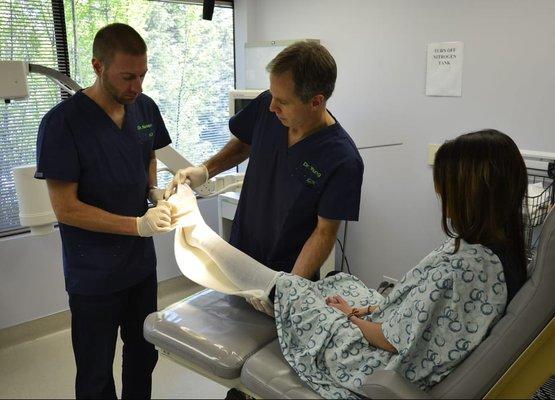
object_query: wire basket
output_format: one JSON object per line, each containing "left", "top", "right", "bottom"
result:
{"left": 524, "top": 172, "right": 554, "bottom": 260}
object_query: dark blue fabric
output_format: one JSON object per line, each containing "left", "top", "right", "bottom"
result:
{"left": 35, "top": 91, "right": 171, "bottom": 295}
{"left": 69, "top": 273, "right": 158, "bottom": 399}
{"left": 229, "top": 91, "right": 364, "bottom": 273}
{"left": 486, "top": 243, "right": 526, "bottom": 303}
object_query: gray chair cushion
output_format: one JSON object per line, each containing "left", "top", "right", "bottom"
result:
{"left": 143, "top": 289, "right": 276, "bottom": 379}
{"left": 360, "top": 370, "right": 431, "bottom": 399}
{"left": 241, "top": 339, "right": 321, "bottom": 399}
{"left": 427, "top": 209, "right": 555, "bottom": 398}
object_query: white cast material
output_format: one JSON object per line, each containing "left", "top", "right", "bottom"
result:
{"left": 168, "top": 184, "right": 278, "bottom": 300}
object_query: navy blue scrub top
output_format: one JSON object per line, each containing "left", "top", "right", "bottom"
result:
{"left": 229, "top": 91, "right": 364, "bottom": 273}
{"left": 35, "top": 91, "right": 172, "bottom": 295}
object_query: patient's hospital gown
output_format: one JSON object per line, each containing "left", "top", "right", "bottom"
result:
{"left": 274, "top": 239, "right": 507, "bottom": 399}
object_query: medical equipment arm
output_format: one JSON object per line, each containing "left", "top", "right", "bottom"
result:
{"left": 291, "top": 216, "right": 340, "bottom": 278}
{"left": 46, "top": 179, "right": 170, "bottom": 236}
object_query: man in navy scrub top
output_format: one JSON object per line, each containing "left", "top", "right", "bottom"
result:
{"left": 35, "top": 24, "right": 172, "bottom": 399}
{"left": 166, "top": 41, "right": 364, "bottom": 313}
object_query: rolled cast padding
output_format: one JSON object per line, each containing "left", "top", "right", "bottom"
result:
{"left": 13, "top": 165, "right": 56, "bottom": 235}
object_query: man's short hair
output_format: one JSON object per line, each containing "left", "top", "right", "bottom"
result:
{"left": 266, "top": 41, "right": 337, "bottom": 103}
{"left": 93, "top": 23, "right": 147, "bottom": 66}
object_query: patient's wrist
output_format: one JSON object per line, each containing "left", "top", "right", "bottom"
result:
{"left": 347, "top": 308, "right": 358, "bottom": 320}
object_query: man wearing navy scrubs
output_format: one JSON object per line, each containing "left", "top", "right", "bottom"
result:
{"left": 35, "top": 24, "right": 172, "bottom": 399}
{"left": 167, "top": 41, "right": 364, "bottom": 312}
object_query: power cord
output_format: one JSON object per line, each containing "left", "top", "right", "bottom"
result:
{"left": 377, "top": 281, "right": 395, "bottom": 295}
{"left": 335, "top": 237, "right": 352, "bottom": 275}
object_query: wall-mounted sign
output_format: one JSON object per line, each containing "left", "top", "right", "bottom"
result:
{"left": 426, "top": 41, "right": 464, "bottom": 97}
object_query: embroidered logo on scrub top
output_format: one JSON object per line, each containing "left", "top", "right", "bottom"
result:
{"left": 136, "top": 123, "right": 154, "bottom": 139}
{"left": 301, "top": 161, "right": 322, "bottom": 188}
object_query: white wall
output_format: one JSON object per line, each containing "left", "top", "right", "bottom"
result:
{"left": 0, "top": 197, "right": 218, "bottom": 330}
{"left": 235, "top": 0, "right": 555, "bottom": 287}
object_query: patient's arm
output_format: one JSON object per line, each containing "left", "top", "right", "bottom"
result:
{"left": 350, "top": 318, "right": 398, "bottom": 353}
{"left": 357, "top": 305, "right": 378, "bottom": 316}
{"left": 327, "top": 295, "right": 395, "bottom": 352}
{"left": 326, "top": 295, "right": 378, "bottom": 317}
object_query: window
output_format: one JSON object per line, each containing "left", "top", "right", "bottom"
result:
{"left": 0, "top": 0, "right": 69, "bottom": 234}
{"left": 0, "top": 0, "right": 234, "bottom": 234}
{"left": 65, "top": 0, "right": 235, "bottom": 185}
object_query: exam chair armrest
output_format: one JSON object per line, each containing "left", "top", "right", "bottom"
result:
{"left": 359, "top": 370, "right": 432, "bottom": 399}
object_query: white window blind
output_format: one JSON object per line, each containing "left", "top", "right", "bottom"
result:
{"left": 0, "top": 0, "right": 69, "bottom": 234}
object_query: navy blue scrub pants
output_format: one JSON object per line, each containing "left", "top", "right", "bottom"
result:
{"left": 68, "top": 273, "right": 158, "bottom": 399}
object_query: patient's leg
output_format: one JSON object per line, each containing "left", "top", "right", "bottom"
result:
{"left": 167, "top": 185, "right": 279, "bottom": 300}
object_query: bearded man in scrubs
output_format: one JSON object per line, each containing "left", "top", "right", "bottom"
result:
{"left": 166, "top": 41, "right": 364, "bottom": 313}
{"left": 35, "top": 23, "right": 172, "bottom": 399}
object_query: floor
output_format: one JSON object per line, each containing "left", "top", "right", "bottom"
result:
{"left": 0, "top": 282, "right": 229, "bottom": 399}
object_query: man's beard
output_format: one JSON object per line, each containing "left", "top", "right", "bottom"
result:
{"left": 101, "top": 74, "right": 136, "bottom": 105}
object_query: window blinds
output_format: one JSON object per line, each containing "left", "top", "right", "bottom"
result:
{"left": 0, "top": 0, "right": 68, "bottom": 233}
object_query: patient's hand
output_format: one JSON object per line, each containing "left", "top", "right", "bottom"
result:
{"left": 326, "top": 295, "right": 354, "bottom": 315}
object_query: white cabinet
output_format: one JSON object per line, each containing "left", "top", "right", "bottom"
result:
{"left": 217, "top": 191, "right": 335, "bottom": 278}
{"left": 218, "top": 191, "right": 240, "bottom": 242}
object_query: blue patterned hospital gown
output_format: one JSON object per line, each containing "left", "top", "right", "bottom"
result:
{"left": 274, "top": 239, "right": 507, "bottom": 399}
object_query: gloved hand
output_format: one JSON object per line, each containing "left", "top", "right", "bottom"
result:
{"left": 136, "top": 201, "right": 172, "bottom": 237}
{"left": 164, "top": 165, "right": 209, "bottom": 199}
{"left": 148, "top": 187, "right": 165, "bottom": 205}
{"left": 246, "top": 297, "right": 274, "bottom": 317}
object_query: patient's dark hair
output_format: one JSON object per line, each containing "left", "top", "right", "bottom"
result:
{"left": 93, "top": 23, "right": 146, "bottom": 66}
{"left": 433, "top": 129, "right": 527, "bottom": 274}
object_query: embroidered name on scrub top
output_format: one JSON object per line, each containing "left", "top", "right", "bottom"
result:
{"left": 137, "top": 122, "right": 155, "bottom": 141}
{"left": 301, "top": 161, "right": 322, "bottom": 188}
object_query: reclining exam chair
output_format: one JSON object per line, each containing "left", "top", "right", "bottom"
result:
{"left": 144, "top": 208, "right": 555, "bottom": 398}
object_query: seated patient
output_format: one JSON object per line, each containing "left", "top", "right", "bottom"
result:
{"left": 167, "top": 129, "right": 528, "bottom": 399}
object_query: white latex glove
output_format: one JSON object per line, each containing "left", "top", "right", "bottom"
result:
{"left": 246, "top": 297, "right": 274, "bottom": 317}
{"left": 148, "top": 187, "right": 165, "bottom": 205}
{"left": 164, "top": 165, "right": 208, "bottom": 199}
{"left": 136, "top": 201, "right": 172, "bottom": 237}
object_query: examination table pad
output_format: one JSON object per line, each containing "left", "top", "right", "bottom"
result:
{"left": 143, "top": 289, "right": 278, "bottom": 379}
{"left": 144, "top": 289, "right": 321, "bottom": 397}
